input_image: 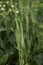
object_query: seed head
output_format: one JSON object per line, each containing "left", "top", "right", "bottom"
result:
{"left": 16, "top": 11, "right": 19, "bottom": 13}
{"left": 1, "top": 8, "right": 5, "bottom": 11}
{"left": 0, "top": 4, "right": 2, "bottom": 7}
{"left": 6, "top": 1, "right": 9, "bottom": 4}
{"left": 0, "top": 1, "right": 3, "bottom": 4}
{"left": 11, "top": 5, "right": 14, "bottom": 8}
{"left": 3, "top": 4, "right": 6, "bottom": 7}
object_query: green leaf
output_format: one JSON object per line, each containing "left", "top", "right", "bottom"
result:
{"left": 0, "top": 54, "right": 8, "bottom": 65}
{"left": 30, "top": 11, "right": 37, "bottom": 23}
{"left": 0, "top": 28, "right": 6, "bottom": 32}
{"left": 34, "top": 53, "right": 43, "bottom": 65}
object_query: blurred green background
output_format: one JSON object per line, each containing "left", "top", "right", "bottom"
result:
{"left": 0, "top": 0, "right": 43, "bottom": 65}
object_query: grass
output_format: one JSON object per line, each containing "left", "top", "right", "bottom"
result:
{"left": 0, "top": 0, "right": 43, "bottom": 65}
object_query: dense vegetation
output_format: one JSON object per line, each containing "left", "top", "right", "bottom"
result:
{"left": 0, "top": 0, "right": 43, "bottom": 65}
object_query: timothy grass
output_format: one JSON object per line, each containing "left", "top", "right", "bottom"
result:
{"left": 0, "top": 0, "right": 43, "bottom": 65}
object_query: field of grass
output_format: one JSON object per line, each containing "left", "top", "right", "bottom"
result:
{"left": 0, "top": 0, "right": 43, "bottom": 65}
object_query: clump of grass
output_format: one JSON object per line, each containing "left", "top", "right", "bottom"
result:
{"left": 0, "top": 0, "right": 43, "bottom": 65}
